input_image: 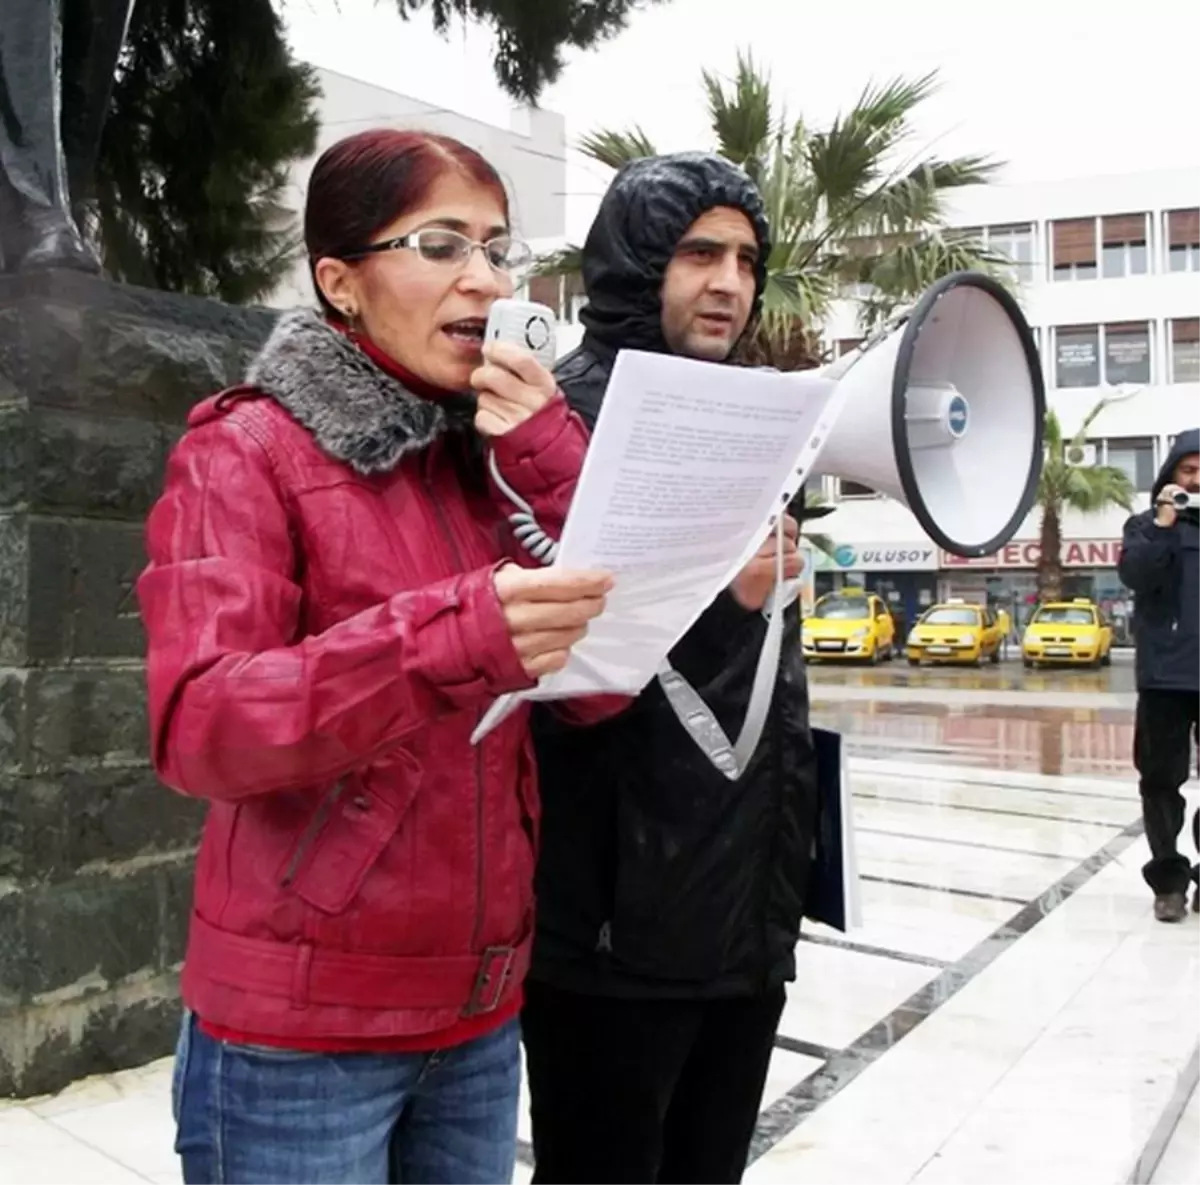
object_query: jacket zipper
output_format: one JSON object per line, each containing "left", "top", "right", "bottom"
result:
{"left": 759, "top": 608, "right": 794, "bottom": 994}
{"left": 424, "top": 458, "right": 488, "bottom": 953}
{"left": 281, "top": 780, "right": 346, "bottom": 887}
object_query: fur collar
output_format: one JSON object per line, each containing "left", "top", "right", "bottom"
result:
{"left": 246, "top": 311, "right": 475, "bottom": 474}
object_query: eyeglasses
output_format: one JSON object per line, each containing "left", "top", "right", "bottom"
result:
{"left": 341, "top": 229, "right": 533, "bottom": 272}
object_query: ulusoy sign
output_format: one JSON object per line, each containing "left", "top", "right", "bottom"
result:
{"left": 816, "top": 543, "right": 939, "bottom": 572}
{"left": 940, "top": 539, "right": 1123, "bottom": 569}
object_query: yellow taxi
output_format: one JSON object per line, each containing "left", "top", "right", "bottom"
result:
{"left": 906, "top": 600, "right": 1003, "bottom": 666}
{"left": 1022, "top": 599, "right": 1113, "bottom": 669}
{"left": 802, "top": 589, "right": 896, "bottom": 663}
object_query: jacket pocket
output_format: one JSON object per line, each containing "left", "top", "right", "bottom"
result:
{"left": 284, "top": 754, "right": 421, "bottom": 915}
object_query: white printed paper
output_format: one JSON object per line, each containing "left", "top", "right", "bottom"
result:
{"left": 473, "top": 350, "right": 850, "bottom": 741}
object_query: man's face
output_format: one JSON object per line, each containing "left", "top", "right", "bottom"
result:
{"left": 1172, "top": 452, "right": 1200, "bottom": 493}
{"left": 660, "top": 206, "right": 758, "bottom": 361}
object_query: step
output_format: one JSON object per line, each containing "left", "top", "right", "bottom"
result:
{"left": 1149, "top": 1078, "right": 1200, "bottom": 1183}
{"left": 746, "top": 837, "right": 1200, "bottom": 1185}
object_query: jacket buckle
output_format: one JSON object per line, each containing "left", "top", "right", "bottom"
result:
{"left": 463, "top": 946, "right": 515, "bottom": 1016}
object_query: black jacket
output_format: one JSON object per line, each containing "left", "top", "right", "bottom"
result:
{"left": 1117, "top": 428, "right": 1199, "bottom": 693}
{"left": 529, "top": 154, "right": 819, "bottom": 1000}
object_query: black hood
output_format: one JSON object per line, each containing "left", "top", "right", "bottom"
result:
{"left": 578, "top": 152, "right": 771, "bottom": 355}
{"left": 1152, "top": 427, "right": 1200, "bottom": 501}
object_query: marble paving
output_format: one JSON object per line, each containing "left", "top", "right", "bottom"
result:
{"left": 2, "top": 702, "right": 1198, "bottom": 1183}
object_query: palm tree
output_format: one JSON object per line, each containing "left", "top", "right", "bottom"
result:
{"left": 537, "top": 53, "right": 1010, "bottom": 367}
{"left": 1036, "top": 399, "right": 1135, "bottom": 600}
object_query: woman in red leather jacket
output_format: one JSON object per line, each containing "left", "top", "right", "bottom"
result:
{"left": 137, "top": 128, "right": 619, "bottom": 1185}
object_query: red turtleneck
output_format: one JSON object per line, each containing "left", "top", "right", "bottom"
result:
{"left": 332, "top": 319, "right": 462, "bottom": 402}
{"left": 197, "top": 317, "right": 521, "bottom": 1057}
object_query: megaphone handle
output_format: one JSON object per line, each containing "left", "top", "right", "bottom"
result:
{"left": 657, "top": 517, "right": 788, "bottom": 780}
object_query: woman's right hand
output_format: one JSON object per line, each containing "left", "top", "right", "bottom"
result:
{"left": 493, "top": 564, "right": 614, "bottom": 678}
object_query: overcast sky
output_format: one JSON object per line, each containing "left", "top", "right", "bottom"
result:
{"left": 285, "top": 0, "right": 1200, "bottom": 241}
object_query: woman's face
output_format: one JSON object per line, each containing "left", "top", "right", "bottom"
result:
{"left": 317, "top": 169, "right": 514, "bottom": 391}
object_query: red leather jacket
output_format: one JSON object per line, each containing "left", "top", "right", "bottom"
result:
{"left": 138, "top": 313, "right": 617, "bottom": 1043}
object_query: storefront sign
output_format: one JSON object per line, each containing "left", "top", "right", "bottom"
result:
{"left": 939, "top": 539, "right": 1123, "bottom": 569}
{"left": 812, "top": 542, "right": 939, "bottom": 572}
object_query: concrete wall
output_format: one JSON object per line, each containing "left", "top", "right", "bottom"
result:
{"left": 0, "top": 272, "right": 274, "bottom": 1097}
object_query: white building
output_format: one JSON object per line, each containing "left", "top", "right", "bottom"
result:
{"left": 812, "top": 167, "right": 1199, "bottom": 639}
{"left": 268, "top": 67, "right": 567, "bottom": 310}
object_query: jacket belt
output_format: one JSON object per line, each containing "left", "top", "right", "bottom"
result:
{"left": 187, "top": 913, "right": 529, "bottom": 1016}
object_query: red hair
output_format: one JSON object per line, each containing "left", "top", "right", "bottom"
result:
{"left": 304, "top": 128, "right": 510, "bottom": 319}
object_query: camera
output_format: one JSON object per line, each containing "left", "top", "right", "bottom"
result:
{"left": 1169, "top": 490, "right": 1200, "bottom": 510}
{"left": 484, "top": 299, "right": 557, "bottom": 369}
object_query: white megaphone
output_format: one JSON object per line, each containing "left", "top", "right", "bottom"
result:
{"left": 805, "top": 271, "right": 1045, "bottom": 557}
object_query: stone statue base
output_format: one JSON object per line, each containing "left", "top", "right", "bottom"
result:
{"left": 0, "top": 271, "right": 276, "bottom": 1096}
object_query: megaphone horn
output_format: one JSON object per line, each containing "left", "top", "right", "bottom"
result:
{"left": 808, "top": 271, "right": 1045, "bottom": 559}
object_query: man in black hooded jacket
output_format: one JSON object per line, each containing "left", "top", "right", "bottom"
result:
{"left": 522, "top": 153, "right": 819, "bottom": 1184}
{"left": 1117, "top": 428, "right": 1199, "bottom": 923}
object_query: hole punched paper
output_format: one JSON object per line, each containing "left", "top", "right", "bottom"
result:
{"left": 471, "top": 349, "right": 850, "bottom": 744}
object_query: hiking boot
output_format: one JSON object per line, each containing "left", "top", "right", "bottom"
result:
{"left": 1154, "top": 892, "right": 1188, "bottom": 923}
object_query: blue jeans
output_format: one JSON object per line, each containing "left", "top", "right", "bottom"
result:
{"left": 172, "top": 1012, "right": 520, "bottom": 1184}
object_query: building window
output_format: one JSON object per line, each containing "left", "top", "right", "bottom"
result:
{"left": 1103, "top": 437, "right": 1156, "bottom": 491}
{"left": 1054, "top": 323, "right": 1152, "bottom": 387}
{"left": 1166, "top": 208, "right": 1200, "bottom": 272}
{"left": 1055, "top": 324, "right": 1100, "bottom": 386}
{"left": 986, "top": 223, "right": 1036, "bottom": 282}
{"left": 838, "top": 480, "right": 879, "bottom": 499}
{"left": 1171, "top": 318, "right": 1200, "bottom": 383}
{"left": 1104, "top": 321, "right": 1152, "bottom": 385}
{"left": 1100, "top": 213, "right": 1148, "bottom": 278}
{"left": 1052, "top": 217, "right": 1097, "bottom": 281}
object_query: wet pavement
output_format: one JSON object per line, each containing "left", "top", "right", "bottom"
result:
{"left": 809, "top": 656, "right": 1138, "bottom": 780}
{"left": 3, "top": 659, "right": 1197, "bottom": 1185}
{"left": 808, "top": 652, "right": 1137, "bottom": 697}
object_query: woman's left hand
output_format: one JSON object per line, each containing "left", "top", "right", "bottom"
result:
{"left": 471, "top": 341, "right": 558, "bottom": 437}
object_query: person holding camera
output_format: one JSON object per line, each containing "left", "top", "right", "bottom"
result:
{"left": 1117, "top": 428, "right": 1199, "bottom": 923}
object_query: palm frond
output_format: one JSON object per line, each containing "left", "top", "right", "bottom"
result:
{"left": 701, "top": 51, "right": 773, "bottom": 174}
{"left": 530, "top": 244, "right": 584, "bottom": 278}
{"left": 848, "top": 71, "right": 942, "bottom": 139}
{"left": 1043, "top": 408, "right": 1065, "bottom": 452}
{"left": 846, "top": 156, "right": 1002, "bottom": 237}
{"left": 849, "top": 233, "right": 1013, "bottom": 332}
{"left": 803, "top": 531, "right": 837, "bottom": 558}
{"left": 1061, "top": 463, "right": 1135, "bottom": 513}
{"left": 1038, "top": 400, "right": 1135, "bottom": 515}
{"left": 577, "top": 126, "right": 658, "bottom": 170}
{"left": 920, "top": 154, "right": 1002, "bottom": 190}
{"left": 806, "top": 71, "right": 940, "bottom": 210}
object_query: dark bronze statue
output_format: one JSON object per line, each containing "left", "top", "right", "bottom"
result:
{"left": 0, "top": 0, "right": 135, "bottom": 273}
